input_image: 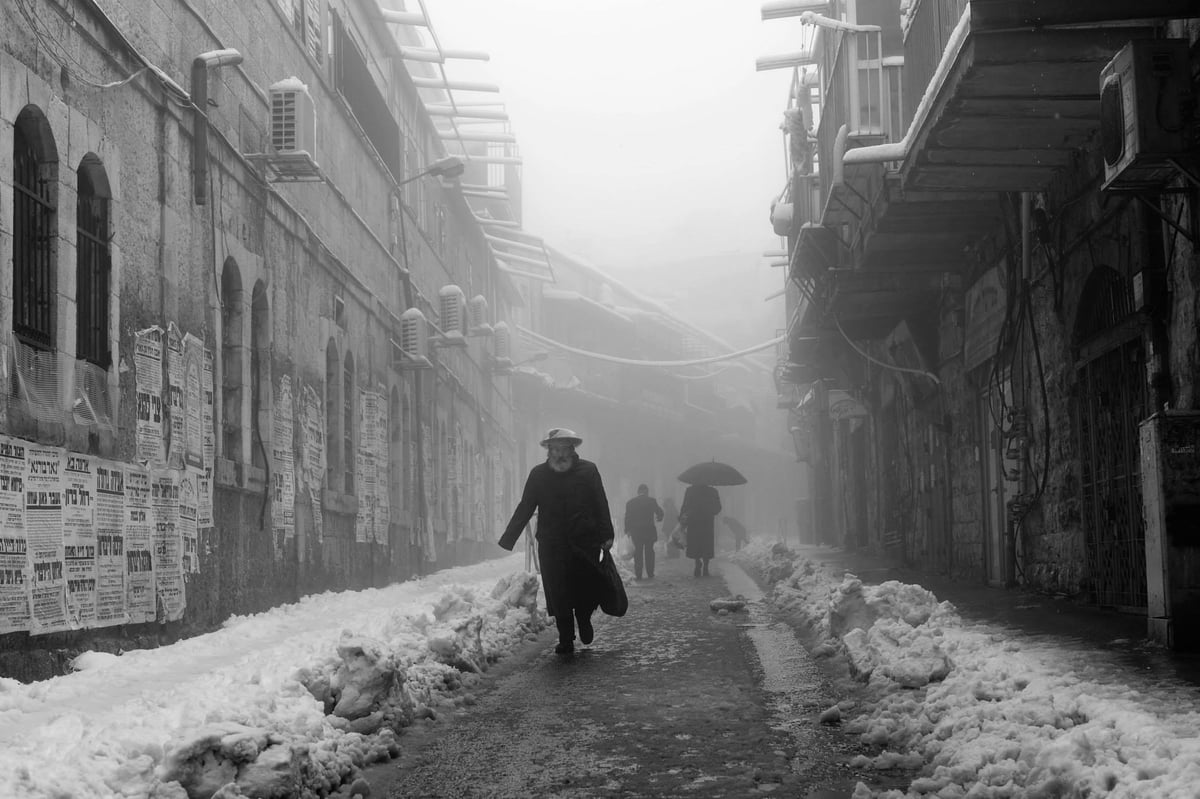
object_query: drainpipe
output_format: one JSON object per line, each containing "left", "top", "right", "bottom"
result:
{"left": 191, "top": 49, "right": 243, "bottom": 205}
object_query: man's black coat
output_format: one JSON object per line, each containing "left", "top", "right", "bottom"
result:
{"left": 624, "top": 494, "right": 664, "bottom": 543}
{"left": 499, "top": 456, "right": 615, "bottom": 619}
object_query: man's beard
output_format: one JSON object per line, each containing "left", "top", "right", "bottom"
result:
{"left": 548, "top": 453, "right": 573, "bottom": 472}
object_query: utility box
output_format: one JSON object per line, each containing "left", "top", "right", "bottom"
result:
{"left": 1140, "top": 411, "right": 1200, "bottom": 650}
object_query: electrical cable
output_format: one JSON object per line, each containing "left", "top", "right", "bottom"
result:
{"left": 517, "top": 326, "right": 787, "bottom": 368}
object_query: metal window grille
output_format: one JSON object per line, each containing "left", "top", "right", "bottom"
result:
{"left": 13, "top": 125, "right": 55, "bottom": 350}
{"left": 250, "top": 285, "right": 268, "bottom": 469}
{"left": 76, "top": 171, "right": 111, "bottom": 368}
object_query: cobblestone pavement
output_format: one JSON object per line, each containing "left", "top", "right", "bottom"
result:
{"left": 365, "top": 553, "right": 898, "bottom": 798}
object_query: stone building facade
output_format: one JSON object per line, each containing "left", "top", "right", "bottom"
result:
{"left": 0, "top": 0, "right": 517, "bottom": 680}
{"left": 771, "top": 1, "right": 1200, "bottom": 643}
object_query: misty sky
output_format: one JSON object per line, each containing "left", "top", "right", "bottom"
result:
{"left": 424, "top": 0, "right": 805, "bottom": 348}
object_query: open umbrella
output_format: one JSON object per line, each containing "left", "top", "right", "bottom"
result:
{"left": 677, "top": 460, "right": 747, "bottom": 486}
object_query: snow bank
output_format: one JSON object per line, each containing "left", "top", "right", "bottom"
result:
{"left": 738, "top": 541, "right": 1200, "bottom": 799}
{"left": 0, "top": 562, "right": 544, "bottom": 799}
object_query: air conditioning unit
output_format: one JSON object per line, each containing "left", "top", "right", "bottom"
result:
{"left": 492, "top": 321, "right": 513, "bottom": 370}
{"left": 467, "top": 295, "right": 493, "bottom": 337}
{"left": 397, "top": 309, "right": 432, "bottom": 369}
{"left": 436, "top": 285, "right": 467, "bottom": 346}
{"left": 267, "top": 78, "right": 321, "bottom": 179}
{"left": 1099, "top": 39, "right": 1194, "bottom": 192}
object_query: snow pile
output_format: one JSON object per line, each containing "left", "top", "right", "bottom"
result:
{"left": 0, "top": 556, "right": 543, "bottom": 799}
{"left": 739, "top": 541, "right": 1200, "bottom": 798}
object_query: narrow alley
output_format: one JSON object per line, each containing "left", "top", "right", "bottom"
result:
{"left": 366, "top": 554, "right": 893, "bottom": 799}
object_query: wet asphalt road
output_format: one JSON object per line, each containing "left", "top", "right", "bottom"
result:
{"left": 365, "top": 553, "right": 893, "bottom": 798}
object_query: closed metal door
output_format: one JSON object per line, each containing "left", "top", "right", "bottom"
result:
{"left": 1077, "top": 339, "right": 1147, "bottom": 611}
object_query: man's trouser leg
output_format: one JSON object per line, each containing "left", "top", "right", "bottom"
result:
{"left": 633, "top": 540, "right": 644, "bottom": 578}
{"left": 644, "top": 541, "right": 655, "bottom": 577}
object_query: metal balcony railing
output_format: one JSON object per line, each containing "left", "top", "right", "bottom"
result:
{"left": 902, "top": 0, "right": 968, "bottom": 130}
{"left": 815, "top": 26, "right": 905, "bottom": 203}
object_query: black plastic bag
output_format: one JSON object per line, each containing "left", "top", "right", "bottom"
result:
{"left": 597, "top": 549, "right": 628, "bottom": 617}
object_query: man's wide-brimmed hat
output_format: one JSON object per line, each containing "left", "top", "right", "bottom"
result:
{"left": 540, "top": 427, "right": 582, "bottom": 447}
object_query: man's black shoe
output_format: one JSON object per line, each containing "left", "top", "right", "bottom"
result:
{"left": 554, "top": 641, "right": 574, "bottom": 655}
{"left": 578, "top": 617, "right": 594, "bottom": 645}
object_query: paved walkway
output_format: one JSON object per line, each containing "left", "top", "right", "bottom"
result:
{"left": 365, "top": 554, "right": 888, "bottom": 798}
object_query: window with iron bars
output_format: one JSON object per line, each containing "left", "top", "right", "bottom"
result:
{"left": 76, "top": 161, "right": 111, "bottom": 368}
{"left": 13, "top": 116, "right": 56, "bottom": 351}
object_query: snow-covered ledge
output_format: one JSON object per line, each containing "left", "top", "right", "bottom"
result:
{"left": 842, "top": 6, "right": 971, "bottom": 167}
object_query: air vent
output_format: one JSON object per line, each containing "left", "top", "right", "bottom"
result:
{"left": 437, "top": 285, "right": 467, "bottom": 346}
{"left": 492, "top": 321, "right": 512, "bottom": 366}
{"left": 398, "top": 308, "right": 432, "bottom": 369}
{"left": 467, "top": 295, "right": 493, "bottom": 337}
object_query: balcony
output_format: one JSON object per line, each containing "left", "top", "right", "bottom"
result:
{"left": 795, "top": 0, "right": 1176, "bottom": 349}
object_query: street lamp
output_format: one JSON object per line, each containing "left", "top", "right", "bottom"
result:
{"left": 398, "top": 155, "right": 465, "bottom": 186}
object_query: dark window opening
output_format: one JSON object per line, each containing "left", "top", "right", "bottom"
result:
{"left": 221, "top": 260, "right": 245, "bottom": 461}
{"left": 250, "top": 281, "right": 269, "bottom": 469}
{"left": 76, "top": 156, "right": 111, "bottom": 368}
{"left": 331, "top": 11, "right": 401, "bottom": 179}
{"left": 13, "top": 108, "right": 57, "bottom": 351}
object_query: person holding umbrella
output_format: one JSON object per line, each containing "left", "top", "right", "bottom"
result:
{"left": 498, "top": 427, "right": 616, "bottom": 655}
{"left": 677, "top": 460, "right": 747, "bottom": 577}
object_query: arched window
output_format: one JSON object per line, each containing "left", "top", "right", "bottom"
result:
{"left": 325, "top": 339, "right": 339, "bottom": 487}
{"left": 221, "top": 259, "right": 244, "bottom": 461}
{"left": 75, "top": 154, "right": 111, "bottom": 367}
{"left": 250, "top": 281, "right": 269, "bottom": 468}
{"left": 343, "top": 352, "right": 356, "bottom": 494}
{"left": 13, "top": 106, "right": 58, "bottom": 350}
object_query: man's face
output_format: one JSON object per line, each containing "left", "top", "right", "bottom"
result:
{"left": 547, "top": 443, "right": 574, "bottom": 472}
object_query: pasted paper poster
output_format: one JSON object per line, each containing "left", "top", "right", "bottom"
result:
{"left": 374, "top": 395, "right": 390, "bottom": 545}
{"left": 26, "top": 447, "right": 66, "bottom": 635}
{"left": 63, "top": 454, "right": 97, "bottom": 629}
{"left": 354, "top": 449, "right": 370, "bottom": 544}
{"left": 134, "top": 327, "right": 164, "bottom": 465}
{"left": 151, "top": 470, "right": 184, "bottom": 621}
{"left": 94, "top": 461, "right": 128, "bottom": 627}
{"left": 183, "top": 333, "right": 204, "bottom": 470}
{"left": 0, "top": 438, "right": 29, "bottom": 634}
{"left": 178, "top": 469, "right": 199, "bottom": 574}
{"left": 198, "top": 348, "right": 215, "bottom": 529}
{"left": 272, "top": 375, "right": 295, "bottom": 548}
{"left": 300, "top": 384, "right": 325, "bottom": 544}
{"left": 124, "top": 467, "right": 155, "bottom": 624}
{"left": 165, "top": 324, "right": 185, "bottom": 470}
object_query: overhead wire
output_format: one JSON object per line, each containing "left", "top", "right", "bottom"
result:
{"left": 518, "top": 326, "right": 788, "bottom": 368}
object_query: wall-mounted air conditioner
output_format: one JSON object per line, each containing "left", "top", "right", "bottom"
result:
{"left": 491, "top": 321, "right": 513, "bottom": 372}
{"left": 467, "top": 295, "right": 493, "bottom": 337}
{"left": 266, "top": 78, "right": 321, "bottom": 179}
{"left": 1099, "top": 39, "right": 1194, "bottom": 192}
{"left": 436, "top": 285, "right": 467, "bottom": 346}
{"left": 397, "top": 309, "right": 432, "bottom": 369}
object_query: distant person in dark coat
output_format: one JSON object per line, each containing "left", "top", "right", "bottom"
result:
{"left": 662, "top": 497, "right": 681, "bottom": 559}
{"left": 624, "top": 484, "right": 664, "bottom": 580}
{"left": 499, "top": 427, "right": 615, "bottom": 655}
{"left": 680, "top": 483, "right": 721, "bottom": 577}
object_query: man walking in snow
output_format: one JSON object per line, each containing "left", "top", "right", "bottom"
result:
{"left": 624, "top": 484, "right": 664, "bottom": 580}
{"left": 499, "top": 427, "right": 616, "bottom": 655}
